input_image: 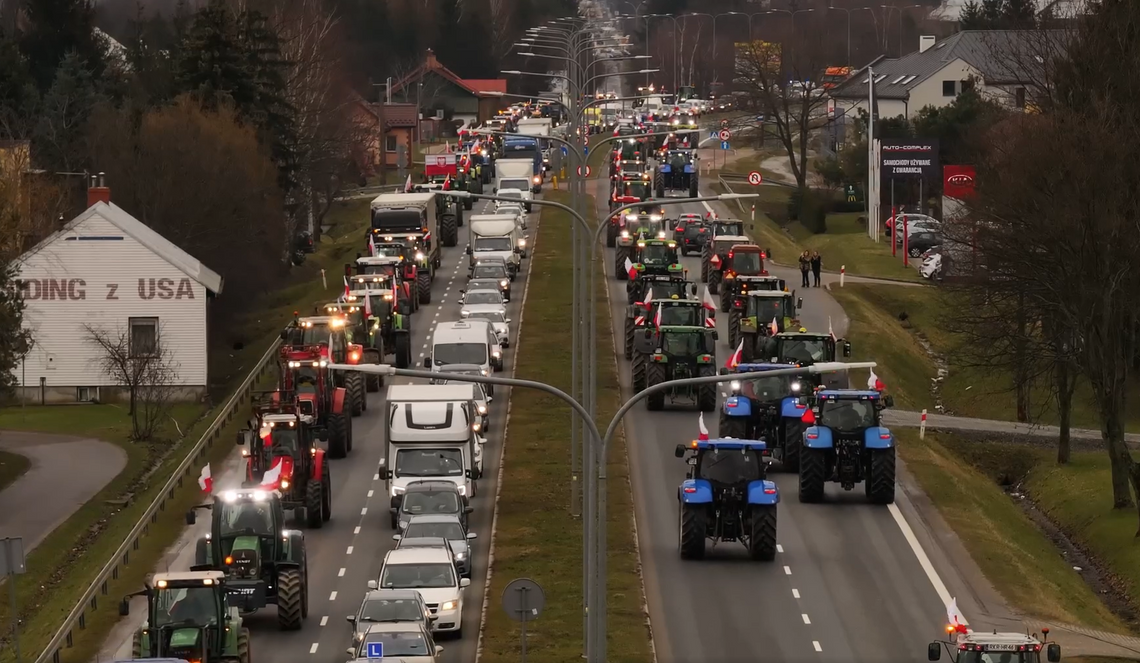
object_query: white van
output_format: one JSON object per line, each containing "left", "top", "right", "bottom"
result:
{"left": 427, "top": 320, "right": 502, "bottom": 385}
{"left": 372, "top": 547, "right": 470, "bottom": 636}
{"left": 467, "top": 215, "right": 524, "bottom": 273}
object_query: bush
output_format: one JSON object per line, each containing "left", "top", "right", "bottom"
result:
{"left": 787, "top": 187, "right": 832, "bottom": 233}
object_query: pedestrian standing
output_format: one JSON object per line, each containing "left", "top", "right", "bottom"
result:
{"left": 799, "top": 251, "right": 811, "bottom": 287}
{"left": 811, "top": 251, "right": 822, "bottom": 287}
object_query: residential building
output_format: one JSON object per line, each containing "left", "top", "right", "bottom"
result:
{"left": 14, "top": 179, "right": 223, "bottom": 404}
{"left": 828, "top": 30, "right": 1063, "bottom": 121}
{"left": 379, "top": 103, "right": 417, "bottom": 168}
{"left": 388, "top": 49, "right": 508, "bottom": 130}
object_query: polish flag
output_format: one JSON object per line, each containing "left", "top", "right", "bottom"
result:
{"left": 198, "top": 463, "right": 212, "bottom": 493}
{"left": 829, "top": 316, "right": 837, "bottom": 341}
{"left": 260, "top": 456, "right": 291, "bottom": 489}
{"left": 946, "top": 598, "right": 969, "bottom": 633}
{"left": 642, "top": 289, "right": 653, "bottom": 308}
{"left": 653, "top": 303, "right": 662, "bottom": 330}
{"left": 868, "top": 368, "right": 884, "bottom": 391}
{"left": 769, "top": 317, "right": 779, "bottom": 335}
{"left": 368, "top": 233, "right": 376, "bottom": 256}
{"left": 404, "top": 174, "right": 413, "bottom": 193}
{"left": 364, "top": 289, "right": 372, "bottom": 317}
{"left": 625, "top": 257, "right": 637, "bottom": 280}
{"left": 443, "top": 174, "right": 452, "bottom": 191}
{"left": 343, "top": 276, "right": 350, "bottom": 298}
{"left": 697, "top": 413, "right": 709, "bottom": 441}
{"left": 702, "top": 287, "right": 716, "bottom": 312}
{"left": 725, "top": 340, "right": 744, "bottom": 369}
{"left": 445, "top": 141, "right": 453, "bottom": 154}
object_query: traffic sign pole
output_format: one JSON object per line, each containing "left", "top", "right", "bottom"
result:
{"left": 747, "top": 171, "right": 763, "bottom": 186}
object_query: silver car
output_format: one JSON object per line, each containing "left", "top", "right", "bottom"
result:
{"left": 395, "top": 515, "right": 479, "bottom": 578}
{"left": 348, "top": 622, "right": 442, "bottom": 661}
{"left": 461, "top": 305, "right": 510, "bottom": 348}
{"left": 348, "top": 589, "right": 434, "bottom": 647}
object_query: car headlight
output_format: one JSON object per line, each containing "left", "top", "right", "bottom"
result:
{"left": 441, "top": 601, "right": 458, "bottom": 611}
{"left": 657, "top": 231, "right": 666, "bottom": 239}
{"left": 415, "top": 252, "right": 425, "bottom": 261}
{"left": 456, "top": 485, "right": 467, "bottom": 496}
{"left": 620, "top": 230, "right": 630, "bottom": 238}
{"left": 481, "top": 368, "right": 489, "bottom": 376}
{"left": 477, "top": 404, "right": 487, "bottom": 414}
{"left": 518, "top": 238, "right": 526, "bottom": 246}
{"left": 461, "top": 310, "right": 470, "bottom": 317}
{"left": 492, "top": 349, "right": 501, "bottom": 358}
{"left": 650, "top": 215, "right": 662, "bottom": 221}
{"left": 391, "top": 485, "right": 405, "bottom": 497}
{"left": 791, "top": 381, "right": 802, "bottom": 393}
{"left": 730, "top": 380, "right": 741, "bottom": 392}
{"left": 500, "top": 280, "right": 508, "bottom": 287}
{"left": 454, "top": 552, "right": 466, "bottom": 560}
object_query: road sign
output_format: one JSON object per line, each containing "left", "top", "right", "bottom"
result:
{"left": 710, "top": 130, "right": 718, "bottom": 139}
{"left": 366, "top": 641, "right": 383, "bottom": 658}
{"left": 720, "top": 141, "right": 730, "bottom": 151}
{"left": 748, "top": 171, "right": 763, "bottom": 186}
{"left": 0, "top": 538, "right": 25, "bottom": 575}
{"left": 577, "top": 165, "right": 592, "bottom": 177}
{"left": 503, "top": 578, "right": 545, "bottom": 621}
{"left": 845, "top": 184, "right": 864, "bottom": 203}
{"left": 561, "top": 146, "right": 569, "bottom": 156}
{"left": 718, "top": 129, "right": 731, "bottom": 141}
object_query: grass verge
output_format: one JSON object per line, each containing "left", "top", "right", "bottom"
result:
{"left": 480, "top": 191, "right": 652, "bottom": 662}
{"left": 0, "top": 197, "right": 372, "bottom": 663}
{"left": 0, "top": 449, "right": 29, "bottom": 493}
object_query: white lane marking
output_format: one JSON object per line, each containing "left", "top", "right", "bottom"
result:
{"left": 367, "top": 489, "right": 374, "bottom": 498}
{"left": 792, "top": 588, "right": 800, "bottom": 599}
{"left": 347, "top": 546, "right": 354, "bottom": 555}
{"left": 802, "top": 613, "right": 811, "bottom": 625}
{"left": 888, "top": 502, "right": 955, "bottom": 608}
{"left": 338, "top": 568, "right": 345, "bottom": 577}
{"left": 783, "top": 566, "right": 792, "bottom": 575}
{"left": 361, "top": 508, "right": 368, "bottom": 515}
{"left": 776, "top": 544, "right": 784, "bottom": 553}
{"left": 701, "top": 199, "right": 714, "bottom": 213}
{"left": 309, "top": 643, "right": 319, "bottom": 654}
{"left": 813, "top": 641, "right": 823, "bottom": 652}
{"left": 371, "top": 474, "right": 378, "bottom": 481}
{"left": 320, "top": 615, "right": 329, "bottom": 626}
{"left": 329, "top": 591, "right": 337, "bottom": 601}
{"left": 419, "top": 352, "right": 426, "bottom": 358}
{"left": 355, "top": 525, "right": 362, "bottom": 534}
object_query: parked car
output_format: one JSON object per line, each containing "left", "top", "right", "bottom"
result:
{"left": 885, "top": 212, "right": 938, "bottom": 232}
{"left": 919, "top": 253, "right": 942, "bottom": 280}
{"left": 904, "top": 231, "right": 942, "bottom": 258}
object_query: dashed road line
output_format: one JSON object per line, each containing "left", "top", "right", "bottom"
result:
{"left": 367, "top": 489, "right": 374, "bottom": 498}
{"left": 792, "top": 588, "right": 800, "bottom": 599}
{"left": 329, "top": 591, "right": 337, "bottom": 600}
{"left": 338, "top": 567, "right": 345, "bottom": 577}
{"left": 813, "top": 641, "right": 823, "bottom": 652}
{"left": 776, "top": 544, "right": 784, "bottom": 553}
{"left": 320, "top": 615, "right": 328, "bottom": 626}
{"left": 309, "top": 643, "right": 319, "bottom": 654}
{"left": 801, "top": 613, "right": 811, "bottom": 624}
{"left": 346, "top": 546, "right": 354, "bottom": 555}
{"left": 360, "top": 507, "right": 368, "bottom": 515}
{"left": 783, "top": 565, "right": 792, "bottom": 575}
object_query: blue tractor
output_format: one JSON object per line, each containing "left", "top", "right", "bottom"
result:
{"left": 717, "top": 364, "right": 812, "bottom": 472}
{"left": 798, "top": 389, "right": 897, "bottom": 504}
{"left": 674, "top": 438, "right": 779, "bottom": 560}
{"left": 654, "top": 148, "right": 699, "bottom": 198}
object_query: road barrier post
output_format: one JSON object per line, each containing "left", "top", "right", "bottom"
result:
{"left": 920, "top": 409, "right": 927, "bottom": 439}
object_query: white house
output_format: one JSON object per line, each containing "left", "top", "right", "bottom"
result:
{"left": 828, "top": 30, "right": 1063, "bottom": 122}
{"left": 14, "top": 181, "right": 223, "bottom": 404}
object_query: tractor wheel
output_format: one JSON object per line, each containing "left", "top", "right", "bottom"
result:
{"left": 623, "top": 316, "right": 635, "bottom": 358}
{"left": 748, "top": 505, "right": 777, "bottom": 561}
{"left": 655, "top": 173, "right": 665, "bottom": 199}
{"left": 606, "top": 224, "right": 616, "bottom": 248}
{"left": 327, "top": 413, "right": 348, "bottom": 459}
{"left": 798, "top": 447, "right": 826, "bottom": 503}
{"left": 321, "top": 460, "right": 332, "bottom": 521}
{"left": 305, "top": 477, "right": 324, "bottom": 528}
{"left": 700, "top": 256, "right": 709, "bottom": 283}
{"left": 689, "top": 176, "right": 699, "bottom": 198}
{"left": 698, "top": 365, "right": 716, "bottom": 412}
{"left": 645, "top": 362, "right": 666, "bottom": 410}
{"left": 366, "top": 372, "right": 381, "bottom": 393}
{"left": 728, "top": 310, "right": 741, "bottom": 350}
{"left": 348, "top": 374, "right": 364, "bottom": 417}
{"left": 781, "top": 418, "right": 805, "bottom": 473}
{"left": 719, "top": 414, "right": 747, "bottom": 439}
{"left": 276, "top": 568, "right": 304, "bottom": 630}
{"left": 741, "top": 334, "right": 757, "bottom": 363}
{"left": 237, "top": 627, "right": 252, "bottom": 663}
{"left": 615, "top": 248, "right": 630, "bottom": 281}
{"left": 194, "top": 536, "right": 209, "bottom": 567}
{"left": 408, "top": 282, "right": 420, "bottom": 312}
{"left": 866, "top": 447, "right": 897, "bottom": 504}
{"left": 631, "top": 352, "right": 647, "bottom": 392}
{"left": 417, "top": 271, "right": 432, "bottom": 304}
{"left": 708, "top": 270, "right": 721, "bottom": 295}
{"left": 131, "top": 631, "right": 144, "bottom": 658}
{"left": 720, "top": 289, "right": 732, "bottom": 313}
{"left": 679, "top": 503, "right": 707, "bottom": 560}
{"left": 681, "top": 245, "right": 689, "bottom": 257}
{"left": 395, "top": 334, "right": 412, "bottom": 369}
{"left": 441, "top": 214, "right": 459, "bottom": 247}
{"left": 463, "top": 198, "right": 474, "bottom": 211}
{"left": 346, "top": 414, "right": 354, "bottom": 453}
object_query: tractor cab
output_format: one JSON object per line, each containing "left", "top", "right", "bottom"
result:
{"left": 615, "top": 140, "right": 645, "bottom": 162}
{"left": 733, "top": 290, "right": 800, "bottom": 325}
{"left": 663, "top": 149, "right": 695, "bottom": 172}
{"left": 712, "top": 220, "right": 746, "bottom": 239}
{"left": 767, "top": 332, "right": 851, "bottom": 366}
{"left": 630, "top": 300, "right": 712, "bottom": 355}
{"left": 281, "top": 315, "right": 349, "bottom": 365}
{"left": 117, "top": 571, "right": 242, "bottom": 662}
{"left": 809, "top": 390, "right": 894, "bottom": 430}
{"left": 639, "top": 325, "right": 719, "bottom": 411}
{"left": 629, "top": 276, "right": 696, "bottom": 304}
{"left": 370, "top": 230, "right": 433, "bottom": 271}
{"left": 632, "top": 239, "right": 682, "bottom": 277}
{"left": 719, "top": 363, "right": 815, "bottom": 468}
{"left": 722, "top": 245, "right": 767, "bottom": 279}
{"left": 929, "top": 629, "right": 1060, "bottom": 663}
{"left": 611, "top": 174, "right": 652, "bottom": 209}
{"left": 237, "top": 401, "right": 332, "bottom": 527}
{"left": 726, "top": 363, "right": 808, "bottom": 407}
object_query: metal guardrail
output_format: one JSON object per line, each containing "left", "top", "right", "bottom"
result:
{"left": 36, "top": 338, "right": 283, "bottom": 663}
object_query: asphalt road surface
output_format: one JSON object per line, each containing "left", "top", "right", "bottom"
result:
{"left": 589, "top": 176, "right": 953, "bottom": 662}
{"left": 99, "top": 196, "right": 537, "bottom": 663}
{"left": 0, "top": 431, "right": 127, "bottom": 551}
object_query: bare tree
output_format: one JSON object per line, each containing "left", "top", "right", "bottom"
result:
{"left": 0, "top": 143, "right": 71, "bottom": 259}
{"left": 487, "top": 0, "right": 514, "bottom": 63}
{"left": 84, "top": 323, "right": 179, "bottom": 441}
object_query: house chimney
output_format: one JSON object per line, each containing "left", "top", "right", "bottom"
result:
{"left": 920, "top": 35, "right": 936, "bottom": 53}
{"left": 425, "top": 48, "right": 438, "bottom": 68}
{"left": 87, "top": 171, "right": 110, "bottom": 207}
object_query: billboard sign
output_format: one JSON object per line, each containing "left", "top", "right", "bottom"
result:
{"left": 879, "top": 140, "right": 939, "bottom": 179}
{"left": 943, "top": 165, "right": 976, "bottom": 199}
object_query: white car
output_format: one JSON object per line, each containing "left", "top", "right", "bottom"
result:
{"left": 461, "top": 305, "right": 510, "bottom": 348}
{"left": 494, "top": 184, "right": 532, "bottom": 213}
{"left": 919, "top": 253, "right": 942, "bottom": 280}
{"left": 493, "top": 202, "right": 528, "bottom": 230}
{"left": 460, "top": 288, "right": 505, "bottom": 308}
{"left": 371, "top": 547, "right": 471, "bottom": 637}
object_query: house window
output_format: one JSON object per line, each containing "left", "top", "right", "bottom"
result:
{"left": 129, "top": 317, "right": 159, "bottom": 357}
{"left": 76, "top": 387, "right": 98, "bottom": 402}
{"left": 1015, "top": 88, "right": 1026, "bottom": 108}
{"left": 385, "top": 135, "right": 397, "bottom": 152}
{"left": 942, "top": 80, "right": 956, "bottom": 97}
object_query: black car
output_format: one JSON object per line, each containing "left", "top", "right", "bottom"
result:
{"left": 679, "top": 221, "right": 711, "bottom": 256}
{"left": 906, "top": 231, "right": 942, "bottom": 258}
{"left": 470, "top": 262, "right": 512, "bottom": 301}
{"left": 393, "top": 480, "right": 472, "bottom": 531}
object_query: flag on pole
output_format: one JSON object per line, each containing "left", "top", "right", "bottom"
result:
{"left": 198, "top": 463, "right": 212, "bottom": 493}
{"left": 654, "top": 303, "right": 662, "bottom": 330}
{"left": 443, "top": 174, "right": 452, "bottom": 191}
{"left": 769, "top": 317, "right": 779, "bottom": 335}
{"left": 702, "top": 287, "right": 717, "bottom": 312}
{"left": 343, "top": 276, "right": 350, "bottom": 298}
{"left": 625, "top": 257, "right": 637, "bottom": 280}
{"left": 364, "top": 288, "right": 372, "bottom": 317}
{"left": 644, "top": 290, "right": 653, "bottom": 307}
{"left": 829, "top": 316, "right": 837, "bottom": 341}
{"left": 698, "top": 413, "right": 709, "bottom": 441}
{"left": 404, "top": 174, "right": 413, "bottom": 192}
{"left": 260, "top": 457, "right": 290, "bottom": 489}
{"left": 868, "top": 368, "right": 884, "bottom": 391}
{"left": 445, "top": 141, "right": 453, "bottom": 154}
{"left": 946, "top": 598, "right": 969, "bottom": 633}
{"left": 368, "top": 233, "right": 376, "bottom": 256}
{"left": 725, "top": 340, "right": 744, "bottom": 369}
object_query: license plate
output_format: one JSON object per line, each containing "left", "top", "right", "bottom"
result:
{"left": 986, "top": 644, "right": 1017, "bottom": 651}
{"left": 231, "top": 588, "right": 257, "bottom": 595}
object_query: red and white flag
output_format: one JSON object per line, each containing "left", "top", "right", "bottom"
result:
{"left": 445, "top": 141, "right": 453, "bottom": 154}
{"left": 198, "top": 463, "right": 212, "bottom": 493}
{"left": 642, "top": 289, "right": 653, "bottom": 308}
{"left": 702, "top": 287, "right": 716, "bottom": 312}
{"left": 260, "top": 456, "right": 291, "bottom": 489}
{"left": 364, "top": 289, "right": 372, "bottom": 316}
{"left": 725, "top": 340, "right": 744, "bottom": 369}
{"left": 404, "top": 174, "right": 413, "bottom": 192}
{"left": 829, "top": 316, "right": 836, "bottom": 341}
{"left": 697, "top": 413, "right": 709, "bottom": 441}
{"left": 653, "top": 303, "right": 662, "bottom": 330}
{"left": 368, "top": 233, "right": 376, "bottom": 256}
{"left": 868, "top": 368, "right": 884, "bottom": 391}
{"left": 946, "top": 598, "right": 969, "bottom": 633}
{"left": 443, "top": 174, "right": 452, "bottom": 191}
{"left": 769, "top": 317, "right": 779, "bottom": 335}
{"left": 343, "top": 276, "right": 350, "bottom": 298}
{"left": 624, "top": 257, "right": 637, "bottom": 280}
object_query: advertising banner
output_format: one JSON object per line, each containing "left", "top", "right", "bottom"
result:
{"left": 943, "top": 165, "right": 976, "bottom": 199}
{"left": 879, "top": 140, "right": 939, "bottom": 179}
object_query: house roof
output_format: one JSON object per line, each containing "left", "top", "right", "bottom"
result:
{"left": 20, "top": 201, "right": 224, "bottom": 294}
{"left": 464, "top": 79, "right": 507, "bottom": 94}
{"left": 381, "top": 103, "right": 417, "bottom": 128}
{"left": 830, "top": 30, "right": 1065, "bottom": 100}
{"left": 389, "top": 49, "right": 506, "bottom": 99}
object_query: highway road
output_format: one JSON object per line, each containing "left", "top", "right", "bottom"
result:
{"left": 99, "top": 195, "right": 537, "bottom": 663}
{"left": 589, "top": 174, "right": 954, "bottom": 662}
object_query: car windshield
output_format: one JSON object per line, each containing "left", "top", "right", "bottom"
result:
{"left": 779, "top": 338, "right": 829, "bottom": 363}
{"left": 697, "top": 447, "right": 765, "bottom": 484}
{"left": 820, "top": 399, "right": 877, "bottom": 432}
{"left": 404, "top": 521, "right": 466, "bottom": 541}
{"left": 468, "top": 280, "right": 498, "bottom": 291}
{"left": 358, "top": 598, "right": 426, "bottom": 623}
{"left": 732, "top": 252, "right": 763, "bottom": 274}
{"left": 291, "top": 367, "right": 320, "bottom": 395}
{"left": 655, "top": 305, "right": 701, "bottom": 326}
{"left": 625, "top": 182, "right": 649, "bottom": 198}
{"left": 434, "top": 342, "right": 488, "bottom": 366}
{"left": 472, "top": 266, "right": 506, "bottom": 280}
{"left": 748, "top": 296, "right": 792, "bottom": 320}
{"left": 401, "top": 488, "right": 463, "bottom": 515}
{"left": 265, "top": 427, "right": 299, "bottom": 454}
{"left": 467, "top": 311, "right": 505, "bottom": 324}
{"left": 646, "top": 283, "right": 688, "bottom": 300}
{"left": 153, "top": 587, "right": 219, "bottom": 627}
{"left": 639, "top": 244, "right": 674, "bottom": 264}
{"left": 380, "top": 562, "right": 457, "bottom": 589}
{"left": 501, "top": 179, "right": 530, "bottom": 191}
{"left": 358, "top": 631, "right": 432, "bottom": 657}
{"left": 661, "top": 331, "right": 703, "bottom": 355}
{"left": 395, "top": 449, "right": 465, "bottom": 478}
{"left": 683, "top": 224, "right": 708, "bottom": 238}
{"left": 373, "top": 245, "right": 404, "bottom": 258}
{"left": 465, "top": 291, "right": 502, "bottom": 305}
{"left": 738, "top": 373, "right": 793, "bottom": 402}
{"left": 474, "top": 237, "right": 513, "bottom": 252}
{"left": 282, "top": 323, "right": 329, "bottom": 346}
{"left": 219, "top": 500, "right": 275, "bottom": 537}
{"left": 957, "top": 652, "right": 1039, "bottom": 663}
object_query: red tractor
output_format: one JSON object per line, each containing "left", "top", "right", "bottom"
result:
{"left": 278, "top": 318, "right": 356, "bottom": 459}
{"left": 237, "top": 397, "right": 332, "bottom": 527}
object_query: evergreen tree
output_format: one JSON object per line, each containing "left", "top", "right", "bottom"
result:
{"left": 18, "top": 0, "right": 104, "bottom": 90}
{"left": 980, "top": 0, "right": 1004, "bottom": 24}
{"left": 237, "top": 9, "right": 297, "bottom": 191}
{"left": 0, "top": 262, "right": 34, "bottom": 395}
{"left": 959, "top": 1, "right": 987, "bottom": 29}
{"left": 33, "top": 52, "right": 104, "bottom": 171}
{"left": 0, "top": 33, "right": 38, "bottom": 138}
{"left": 1003, "top": 0, "right": 1037, "bottom": 27}
{"left": 177, "top": 2, "right": 251, "bottom": 110}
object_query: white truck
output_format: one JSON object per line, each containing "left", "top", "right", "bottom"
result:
{"left": 378, "top": 384, "right": 484, "bottom": 528}
{"left": 493, "top": 158, "right": 536, "bottom": 212}
{"left": 467, "top": 215, "right": 524, "bottom": 276}
{"left": 517, "top": 117, "right": 552, "bottom": 137}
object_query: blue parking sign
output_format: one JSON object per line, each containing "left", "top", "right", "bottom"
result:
{"left": 367, "top": 641, "right": 384, "bottom": 658}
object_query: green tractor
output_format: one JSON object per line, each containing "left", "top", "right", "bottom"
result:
{"left": 630, "top": 238, "right": 683, "bottom": 279}
{"left": 762, "top": 331, "right": 853, "bottom": 389}
{"left": 118, "top": 570, "right": 251, "bottom": 662}
{"left": 625, "top": 297, "right": 710, "bottom": 360}
{"left": 187, "top": 489, "right": 309, "bottom": 630}
{"left": 641, "top": 325, "right": 719, "bottom": 411}
{"left": 727, "top": 290, "right": 803, "bottom": 361}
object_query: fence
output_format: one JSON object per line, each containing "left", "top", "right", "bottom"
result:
{"left": 35, "top": 338, "right": 284, "bottom": 663}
